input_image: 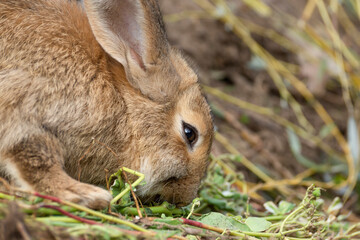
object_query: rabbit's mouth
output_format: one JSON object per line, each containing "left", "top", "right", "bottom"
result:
{"left": 135, "top": 176, "right": 200, "bottom": 207}
{"left": 134, "top": 193, "right": 163, "bottom": 205}
{"left": 137, "top": 194, "right": 188, "bottom": 207}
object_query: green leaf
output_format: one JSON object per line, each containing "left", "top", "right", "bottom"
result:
{"left": 198, "top": 212, "right": 231, "bottom": 229}
{"left": 110, "top": 179, "right": 122, "bottom": 198}
{"left": 314, "top": 199, "right": 324, "bottom": 209}
{"left": 212, "top": 172, "right": 225, "bottom": 185}
{"left": 263, "top": 201, "right": 278, "bottom": 214}
{"left": 117, "top": 185, "right": 131, "bottom": 205}
{"left": 327, "top": 197, "right": 343, "bottom": 215}
{"left": 198, "top": 212, "right": 250, "bottom": 231}
{"left": 230, "top": 217, "right": 252, "bottom": 232}
{"left": 221, "top": 190, "right": 241, "bottom": 200}
{"left": 186, "top": 235, "right": 198, "bottom": 240}
{"left": 245, "top": 217, "right": 271, "bottom": 232}
{"left": 312, "top": 188, "right": 321, "bottom": 198}
{"left": 287, "top": 128, "right": 323, "bottom": 170}
{"left": 287, "top": 128, "right": 302, "bottom": 154}
{"left": 200, "top": 190, "right": 227, "bottom": 210}
{"left": 278, "top": 201, "right": 296, "bottom": 214}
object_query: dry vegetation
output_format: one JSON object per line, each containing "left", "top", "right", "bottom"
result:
{"left": 1, "top": 0, "right": 360, "bottom": 239}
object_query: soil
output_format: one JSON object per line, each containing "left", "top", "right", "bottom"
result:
{"left": 159, "top": 0, "right": 348, "bottom": 185}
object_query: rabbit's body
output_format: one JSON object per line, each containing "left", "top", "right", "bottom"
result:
{"left": 0, "top": 0, "right": 213, "bottom": 208}
{"left": 0, "top": 0, "right": 133, "bottom": 184}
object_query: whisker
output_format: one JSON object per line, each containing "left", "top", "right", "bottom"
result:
{"left": 142, "top": 195, "right": 154, "bottom": 204}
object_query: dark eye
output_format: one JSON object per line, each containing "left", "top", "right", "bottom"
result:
{"left": 183, "top": 122, "right": 198, "bottom": 146}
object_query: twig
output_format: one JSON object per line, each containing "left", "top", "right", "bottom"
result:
{"left": 137, "top": 197, "right": 147, "bottom": 218}
{"left": 104, "top": 168, "right": 110, "bottom": 191}
{"left": 122, "top": 170, "right": 142, "bottom": 218}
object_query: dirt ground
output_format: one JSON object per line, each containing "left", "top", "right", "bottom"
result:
{"left": 159, "top": 0, "right": 348, "bottom": 185}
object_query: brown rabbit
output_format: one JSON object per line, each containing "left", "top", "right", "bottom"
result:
{"left": 0, "top": 0, "right": 213, "bottom": 209}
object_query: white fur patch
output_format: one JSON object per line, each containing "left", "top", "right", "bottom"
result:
{"left": 137, "top": 156, "right": 169, "bottom": 197}
{"left": 138, "top": 156, "right": 154, "bottom": 195}
{"left": 139, "top": 156, "right": 152, "bottom": 181}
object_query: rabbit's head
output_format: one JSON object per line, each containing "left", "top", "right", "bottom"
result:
{"left": 84, "top": 0, "right": 213, "bottom": 205}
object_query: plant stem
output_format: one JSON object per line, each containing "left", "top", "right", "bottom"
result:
{"left": 34, "top": 192, "right": 151, "bottom": 233}
{"left": 110, "top": 167, "right": 145, "bottom": 205}
{"left": 0, "top": 192, "right": 15, "bottom": 200}
{"left": 40, "top": 204, "right": 100, "bottom": 225}
{"left": 121, "top": 202, "right": 184, "bottom": 216}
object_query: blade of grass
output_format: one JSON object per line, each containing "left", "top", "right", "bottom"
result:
{"left": 315, "top": 0, "right": 357, "bottom": 199}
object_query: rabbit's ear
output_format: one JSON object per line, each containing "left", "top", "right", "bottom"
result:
{"left": 84, "top": 0, "right": 172, "bottom": 94}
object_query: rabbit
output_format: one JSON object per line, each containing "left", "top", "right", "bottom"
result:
{"left": 0, "top": 0, "right": 214, "bottom": 209}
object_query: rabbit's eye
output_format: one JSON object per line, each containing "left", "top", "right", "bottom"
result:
{"left": 183, "top": 122, "right": 198, "bottom": 146}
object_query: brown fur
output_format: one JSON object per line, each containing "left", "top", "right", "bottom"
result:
{"left": 0, "top": 0, "right": 213, "bottom": 208}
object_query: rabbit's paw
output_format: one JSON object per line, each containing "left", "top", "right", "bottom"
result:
{"left": 62, "top": 182, "right": 112, "bottom": 209}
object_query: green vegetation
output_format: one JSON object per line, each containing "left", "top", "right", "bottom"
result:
{"left": 0, "top": 163, "right": 359, "bottom": 239}
{"left": 2, "top": 0, "right": 360, "bottom": 239}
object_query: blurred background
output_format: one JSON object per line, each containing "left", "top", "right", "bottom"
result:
{"left": 159, "top": 0, "right": 360, "bottom": 216}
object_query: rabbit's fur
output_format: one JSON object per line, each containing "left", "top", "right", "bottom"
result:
{"left": 0, "top": 0, "right": 213, "bottom": 209}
